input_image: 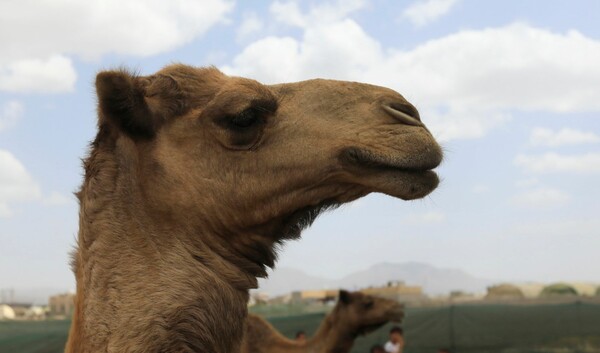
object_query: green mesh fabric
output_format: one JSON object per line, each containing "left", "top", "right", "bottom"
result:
{"left": 1, "top": 301, "right": 598, "bottom": 353}
{"left": 0, "top": 320, "right": 71, "bottom": 353}
{"left": 257, "top": 300, "right": 600, "bottom": 353}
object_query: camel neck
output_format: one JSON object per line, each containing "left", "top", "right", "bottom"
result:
{"left": 68, "top": 203, "right": 252, "bottom": 352}
{"left": 305, "top": 310, "right": 356, "bottom": 353}
{"left": 66, "top": 136, "right": 254, "bottom": 353}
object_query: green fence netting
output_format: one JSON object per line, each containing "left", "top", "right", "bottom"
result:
{"left": 0, "top": 300, "right": 598, "bottom": 353}
{"left": 261, "top": 300, "right": 600, "bottom": 353}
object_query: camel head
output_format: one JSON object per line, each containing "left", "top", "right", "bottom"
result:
{"left": 335, "top": 290, "right": 404, "bottom": 336}
{"left": 94, "top": 64, "right": 442, "bottom": 277}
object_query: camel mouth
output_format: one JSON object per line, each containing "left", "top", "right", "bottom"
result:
{"left": 388, "top": 306, "right": 405, "bottom": 322}
{"left": 341, "top": 147, "right": 441, "bottom": 173}
{"left": 339, "top": 147, "right": 441, "bottom": 200}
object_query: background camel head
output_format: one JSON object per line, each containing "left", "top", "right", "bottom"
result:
{"left": 335, "top": 290, "right": 404, "bottom": 336}
{"left": 95, "top": 64, "right": 442, "bottom": 274}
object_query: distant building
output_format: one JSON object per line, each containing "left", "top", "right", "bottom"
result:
{"left": 0, "top": 304, "right": 15, "bottom": 320}
{"left": 486, "top": 282, "right": 598, "bottom": 300}
{"left": 268, "top": 293, "right": 292, "bottom": 305}
{"left": 569, "top": 283, "right": 598, "bottom": 296}
{"left": 49, "top": 293, "right": 75, "bottom": 317}
{"left": 515, "top": 283, "right": 545, "bottom": 298}
{"left": 485, "top": 284, "right": 525, "bottom": 300}
{"left": 248, "top": 292, "right": 270, "bottom": 306}
{"left": 291, "top": 289, "right": 338, "bottom": 304}
{"left": 4, "top": 303, "right": 34, "bottom": 318}
{"left": 360, "top": 281, "right": 425, "bottom": 303}
{"left": 540, "top": 283, "right": 578, "bottom": 297}
{"left": 449, "top": 290, "right": 482, "bottom": 303}
{"left": 25, "top": 306, "right": 47, "bottom": 320}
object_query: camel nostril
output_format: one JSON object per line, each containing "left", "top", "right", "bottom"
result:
{"left": 382, "top": 103, "right": 423, "bottom": 127}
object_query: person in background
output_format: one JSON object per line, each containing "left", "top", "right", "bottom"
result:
{"left": 384, "top": 326, "right": 404, "bottom": 353}
{"left": 370, "top": 344, "right": 386, "bottom": 353}
{"left": 295, "top": 330, "right": 307, "bottom": 343}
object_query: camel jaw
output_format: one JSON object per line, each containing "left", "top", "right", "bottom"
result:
{"left": 340, "top": 147, "right": 441, "bottom": 200}
{"left": 388, "top": 305, "right": 405, "bottom": 322}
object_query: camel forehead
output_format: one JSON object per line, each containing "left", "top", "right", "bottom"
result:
{"left": 153, "top": 64, "right": 406, "bottom": 109}
{"left": 156, "top": 64, "right": 224, "bottom": 81}
{"left": 270, "top": 78, "right": 404, "bottom": 99}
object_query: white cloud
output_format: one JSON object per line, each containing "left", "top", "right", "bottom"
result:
{"left": 0, "top": 149, "right": 41, "bottom": 218}
{"left": 270, "top": 1, "right": 307, "bottom": 28}
{"left": 365, "top": 23, "right": 600, "bottom": 114}
{"left": 0, "top": 150, "right": 69, "bottom": 216}
{"left": 237, "top": 13, "right": 264, "bottom": 42}
{"left": 402, "top": 0, "right": 459, "bottom": 27}
{"left": 512, "top": 187, "right": 571, "bottom": 210}
{"left": 515, "top": 178, "right": 539, "bottom": 188}
{"left": 0, "top": 0, "right": 233, "bottom": 93}
{"left": 270, "top": 0, "right": 366, "bottom": 28}
{"left": 515, "top": 152, "right": 600, "bottom": 174}
{"left": 529, "top": 127, "right": 600, "bottom": 147}
{"left": 424, "top": 108, "right": 511, "bottom": 141}
{"left": 0, "top": 55, "right": 77, "bottom": 93}
{"left": 0, "top": 101, "right": 24, "bottom": 132}
{"left": 403, "top": 211, "right": 446, "bottom": 225}
{"left": 223, "top": 19, "right": 382, "bottom": 83}
{"left": 43, "top": 191, "right": 73, "bottom": 206}
{"left": 224, "top": 15, "right": 600, "bottom": 141}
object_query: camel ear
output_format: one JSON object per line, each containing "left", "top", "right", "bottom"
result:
{"left": 339, "top": 290, "right": 352, "bottom": 304}
{"left": 96, "top": 70, "right": 157, "bottom": 139}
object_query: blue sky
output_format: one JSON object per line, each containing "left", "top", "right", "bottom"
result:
{"left": 1, "top": 0, "right": 599, "bottom": 296}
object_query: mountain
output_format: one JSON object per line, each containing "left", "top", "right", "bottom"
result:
{"left": 256, "top": 267, "right": 337, "bottom": 297}
{"left": 11, "top": 263, "right": 493, "bottom": 304}
{"left": 256, "top": 262, "right": 494, "bottom": 297}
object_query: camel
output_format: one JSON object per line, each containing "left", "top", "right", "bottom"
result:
{"left": 67, "top": 64, "right": 442, "bottom": 352}
{"left": 242, "top": 290, "right": 404, "bottom": 353}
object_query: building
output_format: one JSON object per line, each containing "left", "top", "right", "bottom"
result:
{"left": 0, "top": 304, "right": 15, "bottom": 320}
{"left": 248, "top": 292, "right": 270, "bottom": 306}
{"left": 540, "top": 283, "right": 578, "bottom": 297}
{"left": 290, "top": 289, "right": 339, "bottom": 304}
{"left": 569, "top": 283, "right": 598, "bottom": 296}
{"left": 3, "top": 303, "right": 34, "bottom": 318}
{"left": 24, "top": 306, "right": 47, "bottom": 320}
{"left": 485, "top": 284, "right": 526, "bottom": 300}
{"left": 49, "top": 292, "right": 75, "bottom": 317}
{"left": 360, "top": 281, "right": 425, "bottom": 303}
{"left": 515, "top": 283, "right": 545, "bottom": 298}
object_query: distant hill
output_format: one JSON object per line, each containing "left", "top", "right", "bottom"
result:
{"left": 256, "top": 262, "right": 494, "bottom": 297}
{"left": 11, "top": 263, "right": 493, "bottom": 304}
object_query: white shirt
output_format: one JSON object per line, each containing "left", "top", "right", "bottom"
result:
{"left": 384, "top": 341, "right": 401, "bottom": 353}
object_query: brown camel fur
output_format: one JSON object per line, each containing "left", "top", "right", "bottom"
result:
{"left": 66, "top": 64, "right": 442, "bottom": 352}
{"left": 242, "top": 290, "right": 404, "bottom": 353}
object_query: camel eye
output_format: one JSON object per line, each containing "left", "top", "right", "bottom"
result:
{"left": 229, "top": 108, "right": 260, "bottom": 130}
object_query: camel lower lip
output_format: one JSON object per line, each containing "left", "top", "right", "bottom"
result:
{"left": 339, "top": 147, "right": 440, "bottom": 200}
{"left": 362, "top": 168, "right": 439, "bottom": 200}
